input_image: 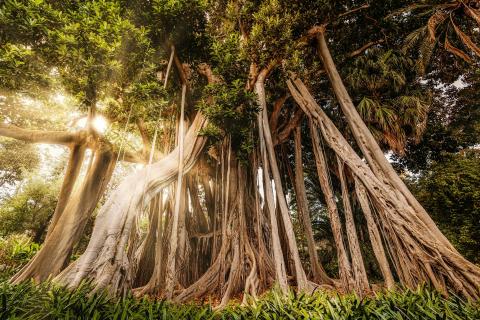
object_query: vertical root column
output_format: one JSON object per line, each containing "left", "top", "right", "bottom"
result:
{"left": 289, "top": 77, "right": 480, "bottom": 299}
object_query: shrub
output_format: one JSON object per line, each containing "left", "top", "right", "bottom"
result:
{"left": 0, "top": 234, "right": 39, "bottom": 272}
{"left": 0, "top": 281, "right": 478, "bottom": 320}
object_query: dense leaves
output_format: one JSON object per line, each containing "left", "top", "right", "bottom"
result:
{"left": 0, "top": 139, "right": 38, "bottom": 189}
{"left": 0, "top": 281, "right": 478, "bottom": 319}
{"left": 0, "top": 177, "right": 60, "bottom": 242}
{"left": 412, "top": 151, "right": 480, "bottom": 264}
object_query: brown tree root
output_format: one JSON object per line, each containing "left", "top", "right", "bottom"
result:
{"left": 288, "top": 78, "right": 480, "bottom": 299}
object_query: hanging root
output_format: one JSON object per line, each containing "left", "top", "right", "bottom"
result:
{"left": 55, "top": 113, "right": 207, "bottom": 293}
{"left": 288, "top": 77, "right": 480, "bottom": 299}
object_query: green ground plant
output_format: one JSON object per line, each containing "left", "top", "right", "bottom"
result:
{"left": 0, "top": 280, "right": 478, "bottom": 320}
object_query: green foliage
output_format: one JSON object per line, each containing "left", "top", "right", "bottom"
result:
{"left": 0, "top": 0, "right": 61, "bottom": 89}
{"left": 0, "top": 177, "right": 60, "bottom": 242}
{"left": 0, "top": 282, "right": 478, "bottom": 319}
{"left": 345, "top": 49, "right": 430, "bottom": 153}
{"left": 198, "top": 80, "right": 258, "bottom": 161}
{"left": 209, "top": 32, "right": 248, "bottom": 83}
{"left": 0, "top": 138, "right": 39, "bottom": 189}
{"left": 47, "top": 0, "right": 150, "bottom": 108}
{"left": 245, "top": 0, "right": 299, "bottom": 66}
{"left": 150, "top": 0, "right": 208, "bottom": 57}
{"left": 394, "top": 69, "right": 480, "bottom": 172}
{"left": 0, "top": 43, "right": 50, "bottom": 90}
{"left": 0, "top": 234, "right": 39, "bottom": 269}
{"left": 412, "top": 151, "right": 480, "bottom": 263}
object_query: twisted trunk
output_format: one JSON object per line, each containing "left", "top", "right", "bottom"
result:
{"left": 12, "top": 144, "right": 116, "bottom": 283}
{"left": 55, "top": 113, "right": 207, "bottom": 293}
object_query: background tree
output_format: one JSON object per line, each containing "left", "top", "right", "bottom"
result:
{"left": 0, "top": 176, "right": 60, "bottom": 243}
{"left": 0, "top": 138, "right": 38, "bottom": 190}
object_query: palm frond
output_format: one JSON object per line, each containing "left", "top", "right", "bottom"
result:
{"left": 444, "top": 36, "right": 473, "bottom": 63}
{"left": 451, "top": 18, "right": 480, "bottom": 57}
{"left": 402, "top": 26, "right": 427, "bottom": 54}
{"left": 385, "top": 4, "right": 433, "bottom": 19}
{"left": 417, "top": 37, "right": 437, "bottom": 75}
{"left": 428, "top": 11, "right": 447, "bottom": 41}
{"left": 464, "top": 6, "right": 480, "bottom": 25}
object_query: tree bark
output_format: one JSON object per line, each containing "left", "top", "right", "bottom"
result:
{"left": 12, "top": 144, "right": 116, "bottom": 283}
{"left": 55, "top": 112, "right": 206, "bottom": 293}
{"left": 0, "top": 123, "right": 84, "bottom": 145}
{"left": 354, "top": 177, "right": 395, "bottom": 289}
{"left": 255, "top": 65, "right": 309, "bottom": 291}
{"left": 336, "top": 158, "right": 369, "bottom": 295}
{"left": 312, "top": 28, "right": 456, "bottom": 253}
{"left": 165, "top": 84, "right": 187, "bottom": 299}
{"left": 288, "top": 77, "right": 480, "bottom": 299}
{"left": 292, "top": 127, "right": 333, "bottom": 285}
{"left": 308, "top": 119, "right": 353, "bottom": 291}
{"left": 46, "top": 143, "right": 86, "bottom": 237}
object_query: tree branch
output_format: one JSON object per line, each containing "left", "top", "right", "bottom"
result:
{"left": 269, "top": 94, "right": 289, "bottom": 133}
{"left": 198, "top": 63, "right": 222, "bottom": 84}
{"left": 274, "top": 109, "right": 304, "bottom": 145}
{"left": 338, "top": 4, "right": 370, "bottom": 18}
{"left": 0, "top": 123, "right": 84, "bottom": 145}
{"left": 348, "top": 39, "right": 385, "bottom": 58}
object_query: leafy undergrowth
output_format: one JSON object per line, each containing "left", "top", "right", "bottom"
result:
{"left": 0, "top": 280, "right": 478, "bottom": 319}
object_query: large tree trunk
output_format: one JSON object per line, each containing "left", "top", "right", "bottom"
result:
{"left": 336, "top": 158, "right": 369, "bottom": 295}
{"left": 133, "top": 195, "right": 161, "bottom": 288}
{"left": 165, "top": 84, "right": 187, "bottom": 299}
{"left": 308, "top": 120, "right": 353, "bottom": 291}
{"left": 354, "top": 177, "right": 395, "bottom": 289}
{"left": 255, "top": 66, "right": 309, "bottom": 291}
{"left": 12, "top": 144, "right": 116, "bottom": 283}
{"left": 46, "top": 143, "right": 86, "bottom": 237}
{"left": 257, "top": 117, "right": 288, "bottom": 293}
{"left": 55, "top": 113, "right": 207, "bottom": 293}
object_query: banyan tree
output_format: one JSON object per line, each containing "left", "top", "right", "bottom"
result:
{"left": 1, "top": 0, "right": 479, "bottom": 305}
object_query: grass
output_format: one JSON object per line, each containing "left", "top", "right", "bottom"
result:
{"left": 0, "top": 279, "right": 478, "bottom": 319}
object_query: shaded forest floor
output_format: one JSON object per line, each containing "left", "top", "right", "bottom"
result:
{"left": 0, "top": 274, "right": 479, "bottom": 319}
